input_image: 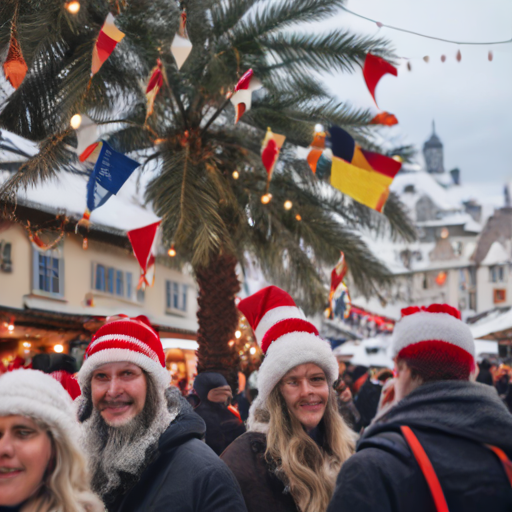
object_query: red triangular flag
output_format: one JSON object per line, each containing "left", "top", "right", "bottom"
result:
{"left": 363, "top": 54, "right": 397, "bottom": 107}
{"left": 127, "top": 221, "right": 161, "bottom": 289}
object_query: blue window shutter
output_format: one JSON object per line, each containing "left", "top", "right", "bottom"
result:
{"left": 58, "top": 257, "right": 65, "bottom": 297}
{"left": 126, "top": 272, "right": 133, "bottom": 299}
{"left": 32, "top": 246, "right": 39, "bottom": 292}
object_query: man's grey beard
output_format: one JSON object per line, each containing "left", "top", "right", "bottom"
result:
{"left": 81, "top": 378, "right": 175, "bottom": 501}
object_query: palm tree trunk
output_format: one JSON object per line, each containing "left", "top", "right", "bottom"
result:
{"left": 195, "top": 253, "right": 241, "bottom": 392}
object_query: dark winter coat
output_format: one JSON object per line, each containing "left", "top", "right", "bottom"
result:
{"left": 221, "top": 431, "right": 299, "bottom": 512}
{"left": 107, "top": 407, "right": 248, "bottom": 512}
{"left": 327, "top": 381, "right": 512, "bottom": 512}
{"left": 354, "top": 379, "right": 382, "bottom": 427}
{"left": 193, "top": 372, "right": 246, "bottom": 455}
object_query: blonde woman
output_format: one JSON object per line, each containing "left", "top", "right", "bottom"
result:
{"left": 221, "top": 287, "right": 356, "bottom": 512}
{"left": 0, "top": 369, "right": 103, "bottom": 512}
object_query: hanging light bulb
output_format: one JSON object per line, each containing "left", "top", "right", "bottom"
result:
{"left": 235, "top": 330, "right": 242, "bottom": 339}
{"left": 168, "top": 245, "right": 177, "bottom": 257}
{"left": 284, "top": 200, "right": 293, "bottom": 210}
{"left": 456, "top": 49, "right": 462, "bottom": 62}
{"left": 249, "top": 347, "right": 257, "bottom": 355}
{"left": 228, "top": 340, "right": 235, "bottom": 347}
{"left": 232, "top": 171, "right": 240, "bottom": 179}
{"left": 65, "top": 1, "right": 80, "bottom": 14}
{"left": 295, "top": 214, "right": 302, "bottom": 221}
{"left": 54, "top": 344, "right": 64, "bottom": 353}
{"left": 261, "top": 194, "right": 272, "bottom": 204}
{"left": 314, "top": 123, "right": 324, "bottom": 133}
{"left": 7, "top": 323, "right": 14, "bottom": 332}
{"left": 70, "top": 114, "right": 82, "bottom": 129}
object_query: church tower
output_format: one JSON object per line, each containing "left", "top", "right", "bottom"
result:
{"left": 423, "top": 121, "right": 444, "bottom": 174}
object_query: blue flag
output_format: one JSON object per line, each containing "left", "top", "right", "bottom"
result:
{"left": 84, "top": 141, "right": 140, "bottom": 212}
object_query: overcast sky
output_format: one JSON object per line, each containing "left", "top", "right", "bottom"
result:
{"left": 317, "top": 0, "right": 512, "bottom": 183}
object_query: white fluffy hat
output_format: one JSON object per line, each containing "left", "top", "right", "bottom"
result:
{"left": 0, "top": 369, "right": 80, "bottom": 440}
{"left": 238, "top": 286, "right": 338, "bottom": 406}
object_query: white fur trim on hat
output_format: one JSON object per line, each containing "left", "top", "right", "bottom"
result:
{"left": 257, "top": 331, "right": 338, "bottom": 406}
{"left": 392, "top": 311, "right": 475, "bottom": 358}
{"left": 77, "top": 348, "right": 170, "bottom": 391}
{"left": 0, "top": 369, "right": 80, "bottom": 441}
{"left": 255, "top": 306, "right": 305, "bottom": 343}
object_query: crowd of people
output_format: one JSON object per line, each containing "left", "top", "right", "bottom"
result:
{"left": 1, "top": 286, "right": 512, "bottom": 512}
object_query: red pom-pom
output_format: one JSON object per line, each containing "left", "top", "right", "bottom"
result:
{"left": 424, "top": 303, "right": 461, "bottom": 320}
{"left": 401, "top": 306, "right": 422, "bottom": 317}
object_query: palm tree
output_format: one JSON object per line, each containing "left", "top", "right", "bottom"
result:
{"left": 0, "top": 0, "right": 415, "bottom": 388}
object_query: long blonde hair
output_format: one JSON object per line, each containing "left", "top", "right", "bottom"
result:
{"left": 265, "top": 387, "right": 356, "bottom": 512}
{"left": 22, "top": 421, "right": 103, "bottom": 512}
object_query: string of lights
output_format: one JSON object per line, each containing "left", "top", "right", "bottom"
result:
{"left": 341, "top": 5, "right": 512, "bottom": 46}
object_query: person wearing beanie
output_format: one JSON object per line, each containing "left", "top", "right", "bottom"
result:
{"left": 76, "top": 315, "right": 247, "bottom": 512}
{"left": 31, "top": 353, "right": 81, "bottom": 400}
{"left": 221, "top": 286, "right": 356, "bottom": 512}
{"left": 0, "top": 369, "right": 103, "bottom": 512}
{"left": 192, "top": 372, "right": 246, "bottom": 455}
{"left": 328, "top": 304, "right": 512, "bottom": 512}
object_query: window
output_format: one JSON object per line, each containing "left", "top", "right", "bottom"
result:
{"left": 32, "top": 246, "right": 64, "bottom": 297}
{"left": 166, "top": 281, "right": 188, "bottom": 312}
{"left": 494, "top": 289, "right": 506, "bottom": 304}
{"left": 490, "top": 265, "right": 507, "bottom": 283}
{"left": 0, "top": 241, "right": 12, "bottom": 273}
{"left": 92, "top": 264, "right": 140, "bottom": 302}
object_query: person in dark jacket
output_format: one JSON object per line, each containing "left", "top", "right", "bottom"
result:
{"left": 328, "top": 304, "right": 512, "bottom": 512}
{"left": 76, "top": 315, "right": 247, "bottom": 512}
{"left": 192, "top": 371, "right": 246, "bottom": 455}
{"left": 475, "top": 358, "right": 494, "bottom": 386}
{"left": 222, "top": 287, "right": 356, "bottom": 512}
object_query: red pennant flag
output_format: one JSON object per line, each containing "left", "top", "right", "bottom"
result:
{"left": 145, "top": 60, "right": 164, "bottom": 120}
{"left": 261, "top": 128, "right": 286, "bottom": 180}
{"left": 363, "top": 54, "right": 397, "bottom": 107}
{"left": 91, "top": 14, "right": 125, "bottom": 75}
{"left": 127, "top": 221, "right": 161, "bottom": 289}
{"left": 370, "top": 112, "right": 398, "bottom": 126}
{"left": 330, "top": 252, "right": 347, "bottom": 298}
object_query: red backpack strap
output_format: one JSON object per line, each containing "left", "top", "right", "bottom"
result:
{"left": 485, "top": 445, "right": 512, "bottom": 486}
{"left": 400, "top": 426, "right": 450, "bottom": 512}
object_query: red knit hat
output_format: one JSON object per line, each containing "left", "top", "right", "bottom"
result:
{"left": 392, "top": 304, "right": 475, "bottom": 381}
{"left": 77, "top": 315, "right": 170, "bottom": 390}
{"left": 238, "top": 286, "right": 338, "bottom": 404}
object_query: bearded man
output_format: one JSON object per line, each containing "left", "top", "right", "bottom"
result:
{"left": 76, "top": 315, "right": 247, "bottom": 512}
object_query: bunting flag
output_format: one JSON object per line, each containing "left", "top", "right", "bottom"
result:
{"left": 370, "top": 112, "right": 398, "bottom": 126}
{"left": 127, "top": 221, "right": 161, "bottom": 290}
{"left": 363, "top": 53, "right": 397, "bottom": 107}
{"left": 328, "top": 126, "right": 401, "bottom": 212}
{"left": 78, "top": 141, "right": 140, "bottom": 227}
{"left": 91, "top": 14, "right": 125, "bottom": 75}
{"left": 171, "top": 12, "right": 193, "bottom": 70}
{"left": 261, "top": 128, "right": 286, "bottom": 185}
{"left": 307, "top": 131, "right": 326, "bottom": 174}
{"left": 3, "top": 31, "right": 28, "bottom": 89}
{"left": 230, "top": 69, "right": 262, "bottom": 124}
{"left": 145, "top": 59, "right": 164, "bottom": 120}
{"left": 327, "top": 252, "right": 350, "bottom": 320}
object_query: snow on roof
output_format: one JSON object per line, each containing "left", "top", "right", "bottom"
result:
{"left": 391, "top": 171, "right": 462, "bottom": 213}
{"left": 0, "top": 168, "right": 159, "bottom": 233}
{"left": 333, "top": 336, "right": 394, "bottom": 368}
{"left": 480, "top": 241, "right": 509, "bottom": 266}
{"left": 470, "top": 308, "right": 512, "bottom": 340}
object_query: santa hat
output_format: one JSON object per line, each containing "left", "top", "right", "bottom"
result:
{"left": 0, "top": 369, "right": 80, "bottom": 441}
{"left": 238, "top": 286, "right": 338, "bottom": 406}
{"left": 392, "top": 304, "right": 475, "bottom": 381}
{"left": 77, "top": 315, "right": 169, "bottom": 391}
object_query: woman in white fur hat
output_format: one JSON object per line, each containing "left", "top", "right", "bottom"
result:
{"left": 0, "top": 369, "right": 103, "bottom": 512}
{"left": 221, "top": 286, "right": 356, "bottom": 512}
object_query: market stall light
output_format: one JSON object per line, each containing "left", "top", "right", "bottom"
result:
{"left": 249, "top": 347, "right": 257, "bottom": 355}
{"left": 440, "top": 227, "right": 449, "bottom": 239}
{"left": 261, "top": 193, "right": 272, "bottom": 204}
{"left": 65, "top": 1, "right": 81, "bottom": 14}
{"left": 232, "top": 171, "right": 239, "bottom": 179}
{"left": 228, "top": 340, "right": 235, "bottom": 347}
{"left": 284, "top": 200, "right": 293, "bottom": 210}
{"left": 54, "top": 344, "right": 64, "bottom": 353}
{"left": 7, "top": 323, "right": 14, "bottom": 332}
{"left": 314, "top": 123, "right": 324, "bottom": 133}
{"left": 168, "top": 245, "right": 176, "bottom": 257}
{"left": 235, "top": 330, "right": 241, "bottom": 339}
{"left": 70, "top": 114, "right": 82, "bottom": 129}
{"left": 295, "top": 214, "right": 302, "bottom": 221}
{"left": 22, "top": 342, "right": 31, "bottom": 348}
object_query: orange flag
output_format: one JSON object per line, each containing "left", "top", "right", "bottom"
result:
{"left": 370, "top": 112, "right": 398, "bottom": 126}
{"left": 3, "top": 32, "right": 27, "bottom": 89}
{"left": 92, "top": 14, "right": 125, "bottom": 75}
{"left": 307, "top": 131, "right": 326, "bottom": 173}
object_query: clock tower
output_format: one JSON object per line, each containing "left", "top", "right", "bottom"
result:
{"left": 423, "top": 121, "right": 444, "bottom": 174}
